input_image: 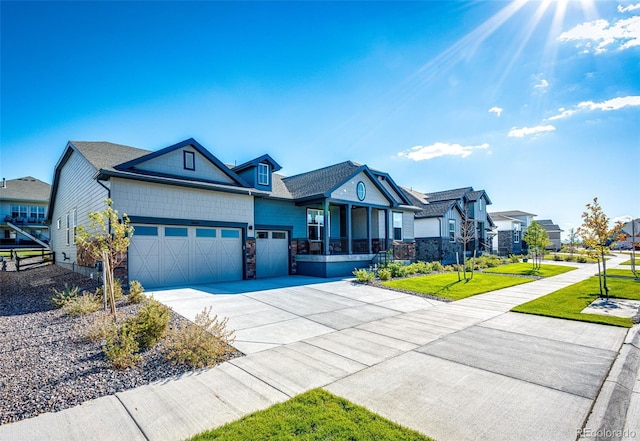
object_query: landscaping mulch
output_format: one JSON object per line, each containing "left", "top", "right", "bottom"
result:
{"left": 0, "top": 264, "right": 242, "bottom": 425}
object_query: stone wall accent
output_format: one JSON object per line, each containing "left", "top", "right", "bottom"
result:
{"left": 497, "top": 231, "right": 522, "bottom": 256}
{"left": 245, "top": 238, "right": 256, "bottom": 279}
{"left": 393, "top": 241, "right": 415, "bottom": 261}
{"left": 415, "top": 238, "right": 460, "bottom": 264}
{"left": 290, "top": 239, "right": 298, "bottom": 274}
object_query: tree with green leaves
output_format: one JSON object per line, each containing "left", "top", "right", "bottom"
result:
{"left": 567, "top": 228, "right": 578, "bottom": 256}
{"left": 76, "top": 199, "right": 134, "bottom": 318}
{"left": 523, "top": 221, "right": 550, "bottom": 271}
{"left": 577, "top": 197, "right": 624, "bottom": 299}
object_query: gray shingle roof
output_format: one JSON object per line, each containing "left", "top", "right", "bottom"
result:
{"left": 537, "top": 219, "right": 563, "bottom": 232}
{"left": 425, "top": 187, "right": 473, "bottom": 202}
{"left": 402, "top": 188, "right": 459, "bottom": 218}
{"left": 0, "top": 177, "right": 51, "bottom": 203}
{"left": 281, "top": 161, "right": 361, "bottom": 199}
{"left": 70, "top": 141, "right": 151, "bottom": 172}
{"left": 490, "top": 210, "right": 537, "bottom": 217}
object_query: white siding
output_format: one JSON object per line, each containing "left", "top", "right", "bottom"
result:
{"left": 51, "top": 151, "right": 109, "bottom": 263}
{"left": 134, "top": 146, "right": 235, "bottom": 184}
{"left": 402, "top": 211, "right": 414, "bottom": 240}
{"left": 415, "top": 218, "right": 440, "bottom": 238}
{"left": 331, "top": 172, "right": 389, "bottom": 206}
{"left": 377, "top": 177, "right": 404, "bottom": 204}
{"left": 110, "top": 179, "right": 254, "bottom": 237}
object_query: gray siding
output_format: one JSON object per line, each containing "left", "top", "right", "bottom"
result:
{"left": 254, "top": 198, "right": 306, "bottom": 238}
{"left": 51, "top": 151, "right": 109, "bottom": 264}
{"left": 330, "top": 171, "right": 389, "bottom": 205}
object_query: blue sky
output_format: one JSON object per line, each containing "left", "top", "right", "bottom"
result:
{"left": 1, "top": 1, "right": 638, "bottom": 238}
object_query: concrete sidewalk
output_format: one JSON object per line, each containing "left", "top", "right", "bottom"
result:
{"left": 1, "top": 255, "right": 636, "bottom": 441}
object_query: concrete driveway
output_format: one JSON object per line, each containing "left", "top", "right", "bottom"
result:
{"left": 148, "top": 276, "right": 440, "bottom": 354}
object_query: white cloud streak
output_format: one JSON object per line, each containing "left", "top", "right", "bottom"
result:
{"left": 557, "top": 16, "right": 640, "bottom": 53}
{"left": 398, "top": 142, "right": 490, "bottom": 161}
{"left": 488, "top": 106, "right": 503, "bottom": 117}
{"left": 548, "top": 96, "right": 640, "bottom": 120}
{"left": 508, "top": 125, "right": 556, "bottom": 138}
{"left": 534, "top": 79, "right": 549, "bottom": 89}
{"left": 618, "top": 3, "right": 640, "bottom": 13}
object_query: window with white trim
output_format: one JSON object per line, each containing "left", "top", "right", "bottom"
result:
{"left": 258, "top": 163, "right": 269, "bottom": 186}
{"left": 66, "top": 213, "right": 70, "bottom": 246}
{"left": 307, "top": 209, "right": 326, "bottom": 241}
{"left": 514, "top": 223, "right": 521, "bottom": 243}
{"left": 449, "top": 219, "right": 456, "bottom": 242}
{"left": 72, "top": 209, "right": 77, "bottom": 244}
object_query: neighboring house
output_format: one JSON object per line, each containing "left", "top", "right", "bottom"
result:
{"left": 489, "top": 210, "right": 536, "bottom": 256}
{"left": 537, "top": 219, "right": 563, "bottom": 251}
{"left": 616, "top": 218, "right": 640, "bottom": 250}
{"left": 404, "top": 186, "right": 494, "bottom": 264}
{"left": 0, "top": 176, "right": 50, "bottom": 247}
{"left": 47, "top": 138, "right": 419, "bottom": 288}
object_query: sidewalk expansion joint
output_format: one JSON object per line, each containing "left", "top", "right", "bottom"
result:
{"left": 114, "top": 393, "right": 151, "bottom": 441}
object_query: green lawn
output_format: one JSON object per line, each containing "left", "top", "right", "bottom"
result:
{"left": 512, "top": 277, "right": 640, "bottom": 327}
{"left": 382, "top": 272, "right": 532, "bottom": 301}
{"left": 621, "top": 259, "right": 638, "bottom": 266}
{"left": 0, "top": 249, "right": 48, "bottom": 258}
{"left": 599, "top": 268, "right": 638, "bottom": 278}
{"left": 484, "top": 263, "right": 576, "bottom": 277}
{"left": 189, "top": 389, "right": 435, "bottom": 441}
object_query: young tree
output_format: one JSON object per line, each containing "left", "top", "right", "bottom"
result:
{"left": 76, "top": 199, "right": 134, "bottom": 318}
{"left": 568, "top": 228, "right": 578, "bottom": 256}
{"left": 577, "top": 198, "right": 624, "bottom": 299}
{"left": 457, "top": 210, "right": 476, "bottom": 281}
{"left": 523, "top": 221, "right": 551, "bottom": 270}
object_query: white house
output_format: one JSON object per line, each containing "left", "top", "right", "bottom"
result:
{"left": 489, "top": 210, "right": 536, "bottom": 256}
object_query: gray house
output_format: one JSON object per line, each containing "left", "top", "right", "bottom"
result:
{"left": 489, "top": 210, "right": 536, "bottom": 256}
{"left": 47, "top": 138, "right": 419, "bottom": 288}
{"left": 0, "top": 177, "right": 50, "bottom": 247}
{"left": 537, "top": 219, "right": 563, "bottom": 251}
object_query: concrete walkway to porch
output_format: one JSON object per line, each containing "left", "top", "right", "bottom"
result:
{"left": 1, "top": 254, "right": 637, "bottom": 441}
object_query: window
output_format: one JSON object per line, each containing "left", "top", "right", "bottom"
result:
{"left": 221, "top": 229, "right": 240, "bottom": 238}
{"left": 165, "top": 227, "right": 188, "bottom": 237}
{"left": 272, "top": 232, "right": 286, "bottom": 239}
{"left": 449, "top": 219, "right": 456, "bottom": 242}
{"left": 196, "top": 228, "right": 216, "bottom": 238}
{"left": 72, "top": 209, "right": 77, "bottom": 244}
{"left": 37, "top": 206, "right": 46, "bottom": 221}
{"left": 307, "top": 209, "right": 326, "bottom": 240}
{"left": 258, "top": 163, "right": 269, "bottom": 186}
{"left": 256, "top": 231, "right": 268, "bottom": 239}
{"left": 57, "top": 218, "right": 61, "bottom": 230}
{"left": 11, "top": 205, "right": 27, "bottom": 219}
{"left": 66, "top": 213, "right": 70, "bottom": 245}
{"left": 479, "top": 198, "right": 484, "bottom": 211}
{"left": 393, "top": 212, "right": 403, "bottom": 241}
{"left": 134, "top": 226, "right": 158, "bottom": 236}
{"left": 184, "top": 151, "right": 195, "bottom": 171}
{"left": 514, "top": 224, "right": 521, "bottom": 243}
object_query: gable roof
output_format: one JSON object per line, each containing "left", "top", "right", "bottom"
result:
{"left": 402, "top": 188, "right": 462, "bottom": 219}
{"left": 490, "top": 213, "right": 523, "bottom": 223}
{"left": 537, "top": 219, "right": 563, "bottom": 232}
{"left": 281, "top": 161, "right": 362, "bottom": 200}
{"left": 0, "top": 176, "right": 51, "bottom": 203}
{"left": 233, "top": 154, "right": 282, "bottom": 173}
{"left": 425, "top": 187, "right": 473, "bottom": 202}
{"left": 70, "top": 141, "right": 151, "bottom": 172}
{"left": 490, "top": 210, "right": 537, "bottom": 217}
{"left": 466, "top": 189, "right": 492, "bottom": 204}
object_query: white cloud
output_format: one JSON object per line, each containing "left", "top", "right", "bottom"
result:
{"left": 618, "top": 3, "right": 640, "bottom": 13}
{"left": 534, "top": 79, "right": 549, "bottom": 89}
{"left": 548, "top": 95, "right": 640, "bottom": 120}
{"left": 557, "top": 16, "right": 640, "bottom": 53}
{"left": 398, "top": 142, "right": 490, "bottom": 161}
{"left": 508, "top": 125, "right": 555, "bottom": 138}
{"left": 488, "top": 106, "right": 503, "bottom": 117}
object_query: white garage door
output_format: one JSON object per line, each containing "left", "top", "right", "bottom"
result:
{"left": 256, "top": 230, "right": 289, "bottom": 278}
{"left": 129, "top": 225, "right": 243, "bottom": 288}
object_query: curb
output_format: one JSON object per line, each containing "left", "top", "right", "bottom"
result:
{"left": 580, "top": 325, "right": 640, "bottom": 440}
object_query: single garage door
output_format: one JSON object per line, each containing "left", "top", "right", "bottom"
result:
{"left": 129, "top": 225, "right": 243, "bottom": 288}
{"left": 256, "top": 230, "right": 289, "bottom": 278}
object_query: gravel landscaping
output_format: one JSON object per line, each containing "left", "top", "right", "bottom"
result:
{"left": 0, "top": 264, "right": 242, "bottom": 425}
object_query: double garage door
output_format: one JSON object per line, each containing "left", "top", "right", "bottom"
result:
{"left": 129, "top": 224, "right": 243, "bottom": 288}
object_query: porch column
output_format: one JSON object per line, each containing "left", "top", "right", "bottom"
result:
{"left": 366, "top": 207, "right": 372, "bottom": 254}
{"left": 323, "top": 199, "right": 330, "bottom": 255}
{"left": 346, "top": 203, "right": 352, "bottom": 255}
{"left": 385, "top": 208, "right": 390, "bottom": 250}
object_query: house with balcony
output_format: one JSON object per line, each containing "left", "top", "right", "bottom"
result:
{"left": 404, "top": 186, "right": 494, "bottom": 264}
{"left": 47, "top": 138, "right": 419, "bottom": 288}
{"left": 0, "top": 177, "right": 50, "bottom": 247}
{"left": 489, "top": 210, "right": 536, "bottom": 256}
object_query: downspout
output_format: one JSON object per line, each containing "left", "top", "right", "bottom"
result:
{"left": 438, "top": 217, "right": 442, "bottom": 261}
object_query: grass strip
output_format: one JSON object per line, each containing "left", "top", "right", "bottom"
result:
{"left": 512, "top": 276, "right": 640, "bottom": 328}
{"left": 484, "top": 263, "right": 576, "bottom": 277}
{"left": 383, "top": 272, "right": 532, "bottom": 301}
{"left": 598, "top": 268, "right": 638, "bottom": 278}
{"left": 189, "top": 388, "right": 435, "bottom": 441}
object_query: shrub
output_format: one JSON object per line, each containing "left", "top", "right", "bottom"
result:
{"left": 386, "top": 262, "right": 408, "bottom": 278}
{"left": 377, "top": 268, "right": 392, "bottom": 281}
{"left": 164, "top": 307, "right": 235, "bottom": 368}
{"left": 85, "top": 312, "right": 113, "bottom": 342}
{"left": 577, "top": 255, "right": 588, "bottom": 263}
{"left": 509, "top": 254, "right": 520, "bottom": 263}
{"left": 128, "top": 280, "right": 145, "bottom": 304}
{"left": 62, "top": 291, "right": 102, "bottom": 316}
{"left": 128, "top": 297, "right": 171, "bottom": 350}
{"left": 51, "top": 284, "right": 80, "bottom": 308}
{"left": 443, "top": 265, "right": 455, "bottom": 272}
{"left": 409, "top": 261, "right": 432, "bottom": 274}
{"left": 96, "top": 278, "right": 124, "bottom": 301}
{"left": 431, "top": 261, "right": 444, "bottom": 272}
{"left": 353, "top": 268, "right": 375, "bottom": 283}
{"left": 553, "top": 254, "right": 562, "bottom": 261}
{"left": 565, "top": 254, "right": 576, "bottom": 262}
{"left": 104, "top": 322, "right": 140, "bottom": 369}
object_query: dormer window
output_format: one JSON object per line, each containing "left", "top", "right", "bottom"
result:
{"left": 184, "top": 151, "right": 195, "bottom": 171}
{"left": 258, "top": 163, "right": 269, "bottom": 186}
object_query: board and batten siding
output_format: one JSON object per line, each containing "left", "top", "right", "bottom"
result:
{"left": 402, "top": 211, "right": 415, "bottom": 240}
{"left": 330, "top": 172, "right": 389, "bottom": 206}
{"left": 134, "top": 147, "right": 235, "bottom": 184}
{"left": 110, "top": 179, "right": 254, "bottom": 236}
{"left": 51, "top": 151, "right": 109, "bottom": 263}
{"left": 254, "top": 198, "right": 306, "bottom": 238}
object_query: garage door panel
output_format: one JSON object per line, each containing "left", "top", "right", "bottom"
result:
{"left": 256, "top": 230, "right": 289, "bottom": 278}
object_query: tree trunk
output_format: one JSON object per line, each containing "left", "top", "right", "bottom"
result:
{"left": 601, "top": 249, "right": 609, "bottom": 299}
{"left": 596, "top": 257, "right": 603, "bottom": 297}
{"left": 456, "top": 252, "right": 461, "bottom": 282}
{"left": 471, "top": 250, "right": 476, "bottom": 280}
